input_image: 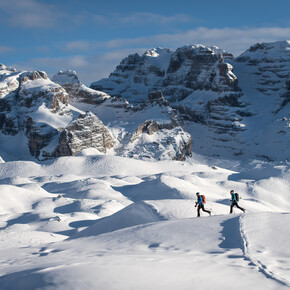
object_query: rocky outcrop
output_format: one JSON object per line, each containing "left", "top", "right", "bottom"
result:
{"left": 236, "top": 40, "right": 290, "bottom": 112}
{"left": 119, "top": 90, "right": 192, "bottom": 161}
{"left": 163, "top": 45, "right": 239, "bottom": 100}
{"left": 148, "top": 91, "right": 169, "bottom": 106}
{"left": 52, "top": 70, "right": 110, "bottom": 105}
{"left": 0, "top": 66, "right": 69, "bottom": 138}
{"left": 0, "top": 65, "right": 115, "bottom": 160}
{"left": 124, "top": 120, "right": 192, "bottom": 161}
{"left": 19, "top": 71, "right": 69, "bottom": 111}
{"left": 54, "top": 111, "right": 115, "bottom": 157}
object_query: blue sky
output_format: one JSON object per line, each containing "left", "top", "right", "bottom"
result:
{"left": 1, "top": 0, "right": 290, "bottom": 84}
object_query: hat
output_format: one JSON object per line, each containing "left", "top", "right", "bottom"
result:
{"left": 196, "top": 192, "right": 200, "bottom": 195}
{"left": 230, "top": 190, "right": 234, "bottom": 193}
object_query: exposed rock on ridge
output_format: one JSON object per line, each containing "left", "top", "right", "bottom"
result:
{"left": 0, "top": 65, "right": 115, "bottom": 160}
{"left": 236, "top": 40, "right": 290, "bottom": 112}
{"left": 54, "top": 111, "right": 115, "bottom": 157}
{"left": 52, "top": 70, "right": 110, "bottom": 105}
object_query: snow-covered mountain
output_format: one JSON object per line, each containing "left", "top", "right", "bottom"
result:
{"left": 0, "top": 66, "right": 192, "bottom": 162}
{"left": 0, "top": 65, "right": 114, "bottom": 161}
{"left": 90, "top": 41, "right": 290, "bottom": 162}
{"left": 1, "top": 41, "right": 289, "bottom": 163}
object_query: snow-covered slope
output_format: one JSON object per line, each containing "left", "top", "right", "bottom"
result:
{"left": 0, "top": 155, "right": 289, "bottom": 289}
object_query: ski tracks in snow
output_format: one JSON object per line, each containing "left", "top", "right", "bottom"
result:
{"left": 239, "top": 214, "right": 290, "bottom": 287}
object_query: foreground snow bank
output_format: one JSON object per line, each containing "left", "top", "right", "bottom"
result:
{"left": 1, "top": 214, "right": 289, "bottom": 289}
{"left": 0, "top": 155, "right": 289, "bottom": 289}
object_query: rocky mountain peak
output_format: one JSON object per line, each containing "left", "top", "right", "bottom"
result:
{"left": 52, "top": 70, "right": 80, "bottom": 86}
{"left": 20, "top": 71, "right": 48, "bottom": 83}
{"left": 143, "top": 47, "right": 171, "bottom": 58}
{"left": 0, "top": 63, "right": 16, "bottom": 72}
{"left": 237, "top": 40, "right": 290, "bottom": 63}
{"left": 52, "top": 70, "right": 110, "bottom": 105}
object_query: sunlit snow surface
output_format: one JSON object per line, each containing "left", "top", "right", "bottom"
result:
{"left": 0, "top": 155, "right": 289, "bottom": 289}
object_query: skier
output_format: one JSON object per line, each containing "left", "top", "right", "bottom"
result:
{"left": 195, "top": 192, "right": 211, "bottom": 217}
{"left": 230, "top": 190, "right": 245, "bottom": 213}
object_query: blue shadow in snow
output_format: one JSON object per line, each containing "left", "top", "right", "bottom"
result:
{"left": 0, "top": 213, "right": 49, "bottom": 230}
{"left": 54, "top": 201, "right": 81, "bottom": 214}
{"left": 0, "top": 268, "right": 53, "bottom": 290}
{"left": 112, "top": 175, "right": 182, "bottom": 202}
{"left": 219, "top": 216, "right": 243, "bottom": 250}
{"left": 228, "top": 166, "right": 282, "bottom": 182}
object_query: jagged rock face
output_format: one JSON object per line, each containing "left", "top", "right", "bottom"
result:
{"left": 114, "top": 92, "right": 192, "bottom": 161}
{"left": 91, "top": 45, "right": 238, "bottom": 103}
{"left": 54, "top": 112, "right": 115, "bottom": 157}
{"left": 52, "top": 70, "right": 110, "bottom": 105}
{"left": 228, "top": 40, "right": 290, "bottom": 161}
{"left": 163, "top": 45, "right": 238, "bottom": 99}
{"left": 148, "top": 91, "right": 169, "bottom": 106}
{"left": 0, "top": 65, "right": 21, "bottom": 135}
{"left": 90, "top": 45, "right": 245, "bottom": 139}
{"left": 0, "top": 67, "right": 69, "bottom": 139}
{"left": 236, "top": 40, "right": 290, "bottom": 112}
{"left": 19, "top": 71, "right": 69, "bottom": 110}
{"left": 124, "top": 120, "right": 192, "bottom": 161}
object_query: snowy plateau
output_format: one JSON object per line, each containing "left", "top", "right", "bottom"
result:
{"left": 0, "top": 41, "right": 289, "bottom": 290}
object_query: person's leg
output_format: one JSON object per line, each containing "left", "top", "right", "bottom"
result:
{"left": 236, "top": 203, "right": 245, "bottom": 212}
{"left": 201, "top": 204, "right": 211, "bottom": 215}
{"left": 197, "top": 205, "right": 201, "bottom": 217}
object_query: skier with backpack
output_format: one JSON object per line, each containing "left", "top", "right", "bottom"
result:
{"left": 230, "top": 190, "right": 245, "bottom": 213}
{"left": 195, "top": 192, "right": 211, "bottom": 217}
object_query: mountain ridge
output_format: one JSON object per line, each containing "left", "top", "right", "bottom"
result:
{"left": 0, "top": 40, "right": 289, "bottom": 162}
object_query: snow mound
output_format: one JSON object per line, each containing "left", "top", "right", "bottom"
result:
{"left": 74, "top": 202, "right": 163, "bottom": 237}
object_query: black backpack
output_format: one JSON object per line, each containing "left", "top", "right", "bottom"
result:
{"left": 234, "top": 193, "right": 240, "bottom": 201}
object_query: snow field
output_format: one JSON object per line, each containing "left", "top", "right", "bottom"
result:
{"left": 0, "top": 155, "right": 289, "bottom": 289}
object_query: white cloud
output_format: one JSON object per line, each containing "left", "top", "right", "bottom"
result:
{"left": 0, "top": 46, "right": 15, "bottom": 53}
{"left": 93, "top": 26, "right": 290, "bottom": 56}
{"left": 64, "top": 41, "right": 91, "bottom": 52}
{"left": 0, "top": 0, "right": 61, "bottom": 28}
{"left": 118, "top": 12, "right": 194, "bottom": 25}
{"left": 90, "top": 12, "right": 195, "bottom": 26}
